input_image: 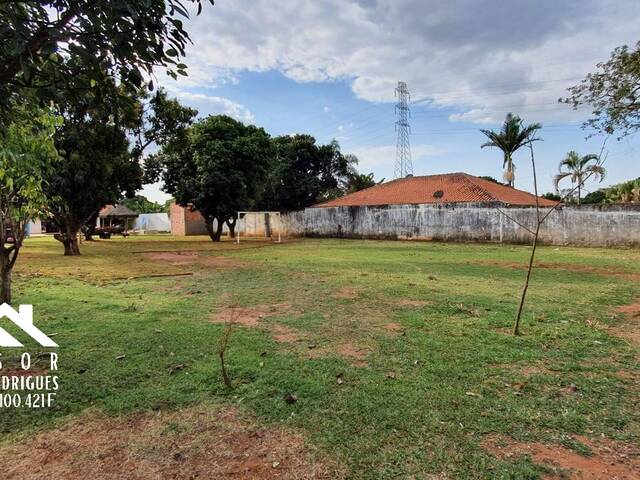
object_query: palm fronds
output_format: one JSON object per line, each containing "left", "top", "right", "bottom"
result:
{"left": 554, "top": 151, "right": 606, "bottom": 204}
{"left": 480, "top": 113, "right": 542, "bottom": 187}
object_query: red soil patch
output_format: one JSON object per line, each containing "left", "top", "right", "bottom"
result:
{"left": 333, "top": 287, "right": 360, "bottom": 299}
{"left": 615, "top": 303, "right": 640, "bottom": 318}
{"left": 335, "top": 343, "right": 369, "bottom": 367}
{"left": 609, "top": 301, "right": 640, "bottom": 347}
{"left": 141, "top": 251, "right": 251, "bottom": 268}
{"left": 210, "top": 304, "right": 294, "bottom": 327}
{"left": 0, "top": 405, "right": 340, "bottom": 480}
{"left": 483, "top": 434, "right": 640, "bottom": 479}
{"left": 272, "top": 325, "right": 303, "bottom": 343}
{"left": 383, "top": 322, "right": 404, "bottom": 336}
{"left": 310, "top": 342, "right": 370, "bottom": 367}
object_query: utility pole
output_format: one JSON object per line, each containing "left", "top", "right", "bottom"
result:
{"left": 394, "top": 81, "right": 413, "bottom": 178}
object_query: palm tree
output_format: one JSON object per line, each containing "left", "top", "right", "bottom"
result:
{"left": 553, "top": 151, "right": 606, "bottom": 204}
{"left": 606, "top": 178, "right": 640, "bottom": 203}
{"left": 480, "top": 113, "right": 542, "bottom": 187}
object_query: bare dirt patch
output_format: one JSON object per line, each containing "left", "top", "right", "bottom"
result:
{"left": 383, "top": 322, "right": 404, "bottom": 336}
{"left": 141, "top": 251, "right": 252, "bottom": 269}
{"left": 272, "top": 325, "right": 303, "bottom": 343}
{"left": 0, "top": 405, "right": 340, "bottom": 480}
{"left": 515, "top": 363, "right": 552, "bottom": 377}
{"left": 609, "top": 301, "right": 640, "bottom": 347}
{"left": 309, "top": 342, "right": 370, "bottom": 367}
{"left": 333, "top": 287, "right": 360, "bottom": 299}
{"left": 210, "top": 304, "right": 294, "bottom": 327}
{"left": 482, "top": 434, "right": 640, "bottom": 479}
{"left": 615, "top": 303, "right": 640, "bottom": 318}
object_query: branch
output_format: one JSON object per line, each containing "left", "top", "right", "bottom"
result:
{"left": 495, "top": 208, "right": 536, "bottom": 235}
{"left": 0, "top": 6, "right": 80, "bottom": 85}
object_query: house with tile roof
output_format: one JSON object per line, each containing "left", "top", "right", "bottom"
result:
{"left": 314, "top": 173, "right": 556, "bottom": 208}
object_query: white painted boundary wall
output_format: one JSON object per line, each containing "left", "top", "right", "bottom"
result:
{"left": 282, "top": 203, "right": 640, "bottom": 247}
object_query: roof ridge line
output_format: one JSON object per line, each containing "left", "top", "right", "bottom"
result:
{"left": 459, "top": 173, "right": 498, "bottom": 202}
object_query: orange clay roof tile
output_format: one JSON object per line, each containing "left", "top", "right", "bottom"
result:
{"left": 314, "top": 173, "right": 557, "bottom": 208}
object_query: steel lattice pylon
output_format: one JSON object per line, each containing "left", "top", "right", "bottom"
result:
{"left": 394, "top": 81, "right": 413, "bottom": 178}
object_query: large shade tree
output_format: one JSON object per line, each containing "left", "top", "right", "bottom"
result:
{"left": 155, "top": 115, "right": 272, "bottom": 241}
{"left": 553, "top": 151, "right": 606, "bottom": 204}
{"left": 45, "top": 81, "right": 197, "bottom": 253}
{"left": 135, "top": 88, "right": 199, "bottom": 160}
{"left": 562, "top": 41, "right": 640, "bottom": 139}
{"left": 480, "top": 113, "right": 542, "bottom": 187}
{"left": 0, "top": 106, "right": 60, "bottom": 302}
{"left": 43, "top": 76, "right": 144, "bottom": 255}
{"left": 261, "top": 135, "right": 353, "bottom": 212}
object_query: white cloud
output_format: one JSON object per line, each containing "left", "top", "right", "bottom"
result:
{"left": 172, "top": 0, "right": 639, "bottom": 124}
{"left": 351, "top": 144, "right": 442, "bottom": 170}
{"left": 164, "top": 87, "right": 255, "bottom": 123}
{"left": 323, "top": 106, "right": 330, "bottom": 113}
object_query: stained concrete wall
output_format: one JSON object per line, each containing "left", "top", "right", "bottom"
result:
{"left": 239, "top": 213, "right": 282, "bottom": 237}
{"left": 282, "top": 203, "right": 640, "bottom": 247}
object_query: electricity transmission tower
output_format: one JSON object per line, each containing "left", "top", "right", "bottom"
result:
{"left": 394, "top": 81, "right": 413, "bottom": 178}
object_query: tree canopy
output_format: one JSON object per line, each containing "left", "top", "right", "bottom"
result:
{"left": 135, "top": 88, "right": 199, "bottom": 162}
{"left": 480, "top": 113, "right": 542, "bottom": 187}
{"left": 0, "top": 0, "right": 212, "bottom": 105}
{"left": 0, "top": 106, "right": 60, "bottom": 301}
{"left": 157, "top": 115, "right": 273, "bottom": 241}
{"left": 45, "top": 83, "right": 143, "bottom": 255}
{"left": 606, "top": 178, "right": 640, "bottom": 203}
{"left": 119, "top": 195, "right": 166, "bottom": 214}
{"left": 553, "top": 151, "right": 605, "bottom": 205}
{"left": 342, "top": 171, "right": 380, "bottom": 194}
{"left": 261, "top": 135, "right": 354, "bottom": 212}
{"left": 562, "top": 41, "right": 640, "bottom": 139}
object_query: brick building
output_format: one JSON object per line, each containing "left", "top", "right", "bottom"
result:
{"left": 170, "top": 202, "right": 209, "bottom": 236}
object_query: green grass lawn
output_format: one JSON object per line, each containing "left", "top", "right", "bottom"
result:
{"left": 1, "top": 235, "right": 639, "bottom": 479}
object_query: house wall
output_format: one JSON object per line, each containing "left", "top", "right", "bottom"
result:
{"left": 170, "top": 203, "right": 209, "bottom": 236}
{"left": 282, "top": 203, "right": 640, "bottom": 247}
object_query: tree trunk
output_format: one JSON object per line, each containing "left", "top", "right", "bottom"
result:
{"left": 206, "top": 217, "right": 224, "bottom": 242}
{"left": 514, "top": 222, "right": 540, "bottom": 335}
{"left": 70, "top": 235, "right": 81, "bottom": 255}
{"left": 54, "top": 222, "right": 81, "bottom": 255}
{"left": 226, "top": 218, "right": 236, "bottom": 239}
{"left": 577, "top": 184, "right": 581, "bottom": 205}
{"left": 83, "top": 214, "right": 98, "bottom": 241}
{"left": 0, "top": 255, "right": 12, "bottom": 304}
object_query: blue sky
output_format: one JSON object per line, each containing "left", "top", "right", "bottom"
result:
{"left": 141, "top": 0, "right": 640, "bottom": 203}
